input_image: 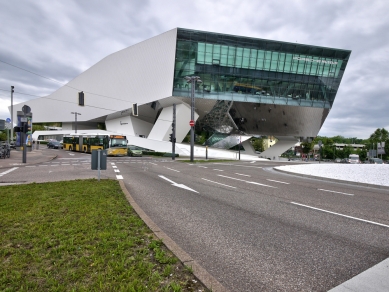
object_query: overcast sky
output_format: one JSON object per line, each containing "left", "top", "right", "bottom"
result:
{"left": 1, "top": 0, "right": 388, "bottom": 139}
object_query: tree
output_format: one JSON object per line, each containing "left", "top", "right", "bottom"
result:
{"left": 369, "top": 128, "right": 389, "bottom": 144}
{"left": 252, "top": 138, "right": 264, "bottom": 152}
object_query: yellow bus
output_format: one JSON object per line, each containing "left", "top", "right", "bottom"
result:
{"left": 63, "top": 134, "right": 128, "bottom": 156}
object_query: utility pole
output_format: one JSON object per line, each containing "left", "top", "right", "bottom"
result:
{"left": 10, "top": 86, "right": 14, "bottom": 142}
{"left": 172, "top": 104, "right": 176, "bottom": 160}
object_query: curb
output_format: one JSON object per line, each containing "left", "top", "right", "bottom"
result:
{"left": 273, "top": 167, "right": 389, "bottom": 191}
{"left": 118, "top": 180, "right": 229, "bottom": 292}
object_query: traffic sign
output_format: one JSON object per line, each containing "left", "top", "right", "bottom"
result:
{"left": 189, "top": 120, "right": 195, "bottom": 127}
{"left": 6, "top": 118, "right": 11, "bottom": 123}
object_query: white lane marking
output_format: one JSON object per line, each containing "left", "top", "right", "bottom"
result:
{"left": 117, "top": 162, "right": 122, "bottom": 164}
{"left": 51, "top": 162, "right": 60, "bottom": 164}
{"left": 68, "top": 153, "right": 75, "bottom": 156}
{"left": 250, "top": 161, "right": 256, "bottom": 163}
{"left": 202, "top": 178, "right": 236, "bottom": 189}
{"left": 62, "top": 164, "right": 70, "bottom": 165}
{"left": 26, "top": 166, "right": 36, "bottom": 168}
{"left": 114, "top": 169, "right": 120, "bottom": 173}
{"left": 123, "top": 162, "right": 129, "bottom": 163}
{"left": 158, "top": 175, "right": 198, "bottom": 193}
{"left": 213, "top": 163, "right": 263, "bottom": 169}
{"left": 112, "top": 166, "right": 117, "bottom": 168}
{"left": 235, "top": 173, "right": 251, "bottom": 177}
{"left": 188, "top": 164, "right": 194, "bottom": 166}
{"left": 116, "top": 175, "right": 123, "bottom": 179}
{"left": 50, "top": 165, "right": 58, "bottom": 167}
{"left": 198, "top": 166, "right": 208, "bottom": 168}
{"left": 149, "top": 162, "right": 158, "bottom": 166}
{"left": 164, "top": 167, "right": 180, "bottom": 173}
{"left": 110, "top": 162, "right": 115, "bottom": 165}
{"left": 82, "top": 163, "right": 89, "bottom": 165}
{"left": 72, "top": 164, "right": 80, "bottom": 165}
{"left": 39, "top": 165, "right": 48, "bottom": 167}
{"left": 291, "top": 202, "right": 389, "bottom": 228}
{"left": 217, "top": 174, "right": 276, "bottom": 188}
{"left": 318, "top": 189, "right": 354, "bottom": 196}
{"left": 213, "top": 169, "right": 224, "bottom": 171}
{"left": 267, "top": 179, "right": 290, "bottom": 185}
{"left": 0, "top": 167, "right": 19, "bottom": 176}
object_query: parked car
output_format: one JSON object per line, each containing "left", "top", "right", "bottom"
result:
{"left": 368, "top": 158, "right": 384, "bottom": 164}
{"left": 127, "top": 145, "right": 142, "bottom": 157}
{"left": 47, "top": 141, "right": 63, "bottom": 149}
{"left": 334, "top": 158, "right": 342, "bottom": 163}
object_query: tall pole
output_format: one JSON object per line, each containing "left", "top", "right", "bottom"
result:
{"left": 190, "top": 78, "right": 195, "bottom": 162}
{"left": 10, "top": 86, "right": 14, "bottom": 142}
{"left": 71, "top": 112, "right": 81, "bottom": 133}
{"left": 172, "top": 104, "right": 176, "bottom": 161}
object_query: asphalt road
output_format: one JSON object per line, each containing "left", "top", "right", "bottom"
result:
{"left": 2, "top": 148, "right": 389, "bottom": 291}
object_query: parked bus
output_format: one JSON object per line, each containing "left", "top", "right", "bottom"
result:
{"left": 63, "top": 134, "right": 128, "bottom": 156}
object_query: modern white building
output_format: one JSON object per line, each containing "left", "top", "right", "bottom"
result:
{"left": 11, "top": 28, "right": 351, "bottom": 159}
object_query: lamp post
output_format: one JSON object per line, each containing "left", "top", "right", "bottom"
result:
{"left": 10, "top": 86, "right": 14, "bottom": 142}
{"left": 71, "top": 112, "right": 81, "bottom": 133}
{"left": 184, "top": 76, "right": 202, "bottom": 162}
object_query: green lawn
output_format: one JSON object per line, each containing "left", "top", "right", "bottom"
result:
{"left": 0, "top": 179, "right": 208, "bottom": 291}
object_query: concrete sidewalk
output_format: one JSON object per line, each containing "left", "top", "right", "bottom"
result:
{"left": 0, "top": 149, "right": 57, "bottom": 169}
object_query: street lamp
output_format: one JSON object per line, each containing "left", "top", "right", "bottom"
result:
{"left": 71, "top": 112, "right": 81, "bottom": 133}
{"left": 184, "top": 76, "right": 202, "bottom": 162}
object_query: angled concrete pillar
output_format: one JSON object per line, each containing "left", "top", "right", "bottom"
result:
{"left": 148, "top": 104, "right": 198, "bottom": 142}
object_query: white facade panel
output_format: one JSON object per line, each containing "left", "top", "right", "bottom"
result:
{"left": 106, "top": 116, "right": 153, "bottom": 138}
{"left": 11, "top": 28, "right": 178, "bottom": 123}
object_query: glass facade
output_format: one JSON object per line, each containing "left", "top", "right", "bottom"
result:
{"left": 173, "top": 28, "right": 351, "bottom": 109}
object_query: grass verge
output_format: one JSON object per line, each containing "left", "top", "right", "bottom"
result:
{"left": 0, "top": 179, "right": 209, "bottom": 291}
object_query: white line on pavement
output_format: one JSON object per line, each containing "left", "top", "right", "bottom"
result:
{"left": 164, "top": 167, "right": 180, "bottom": 172}
{"left": 202, "top": 178, "right": 236, "bottom": 188}
{"left": 112, "top": 166, "right": 117, "bottom": 168}
{"left": 267, "top": 179, "right": 290, "bottom": 184}
{"left": 217, "top": 174, "right": 276, "bottom": 188}
{"left": 318, "top": 189, "right": 354, "bottom": 196}
{"left": 39, "top": 165, "right": 48, "bottom": 167}
{"left": 149, "top": 162, "right": 158, "bottom": 166}
{"left": 0, "top": 167, "right": 19, "bottom": 176}
{"left": 198, "top": 166, "right": 208, "bottom": 168}
{"left": 235, "top": 173, "right": 251, "bottom": 177}
{"left": 62, "top": 164, "right": 70, "bottom": 165}
{"left": 213, "top": 163, "right": 263, "bottom": 169}
{"left": 159, "top": 175, "right": 198, "bottom": 193}
{"left": 213, "top": 169, "right": 224, "bottom": 171}
{"left": 25, "top": 166, "right": 36, "bottom": 167}
{"left": 290, "top": 202, "right": 389, "bottom": 228}
{"left": 110, "top": 162, "right": 115, "bottom": 165}
{"left": 116, "top": 175, "right": 123, "bottom": 179}
{"left": 114, "top": 169, "right": 120, "bottom": 172}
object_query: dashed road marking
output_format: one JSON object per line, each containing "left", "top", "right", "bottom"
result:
{"left": 291, "top": 202, "right": 389, "bottom": 228}
{"left": 318, "top": 189, "right": 354, "bottom": 196}
{"left": 202, "top": 178, "right": 236, "bottom": 188}
{"left": 116, "top": 175, "right": 123, "bottom": 179}
{"left": 235, "top": 173, "right": 250, "bottom": 177}
{"left": 267, "top": 179, "right": 290, "bottom": 184}
{"left": 164, "top": 167, "right": 180, "bottom": 173}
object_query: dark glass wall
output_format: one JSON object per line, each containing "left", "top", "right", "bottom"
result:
{"left": 173, "top": 28, "right": 351, "bottom": 109}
